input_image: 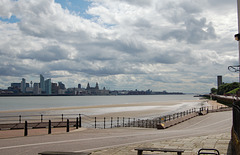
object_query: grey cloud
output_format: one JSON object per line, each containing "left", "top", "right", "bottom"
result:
{"left": 162, "top": 17, "right": 217, "bottom": 44}
{"left": 120, "top": 0, "right": 152, "bottom": 7}
{"left": 18, "top": 45, "right": 69, "bottom": 62}
{"left": 0, "top": 58, "right": 42, "bottom": 77}
{"left": 179, "top": 1, "right": 202, "bottom": 14}
{"left": 147, "top": 74, "right": 183, "bottom": 83}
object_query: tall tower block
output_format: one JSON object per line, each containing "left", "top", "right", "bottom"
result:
{"left": 217, "top": 76, "right": 222, "bottom": 89}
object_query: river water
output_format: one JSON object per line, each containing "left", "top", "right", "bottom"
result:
{"left": 0, "top": 95, "right": 199, "bottom": 112}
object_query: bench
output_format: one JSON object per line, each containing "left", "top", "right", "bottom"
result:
{"left": 135, "top": 148, "right": 185, "bottom": 155}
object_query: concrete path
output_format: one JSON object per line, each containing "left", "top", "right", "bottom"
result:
{"left": 91, "top": 132, "right": 231, "bottom": 155}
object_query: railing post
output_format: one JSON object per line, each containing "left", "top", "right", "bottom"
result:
{"left": 76, "top": 117, "right": 79, "bottom": 129}
{"left": 104, "top": 117, "right": 106, "bottom": 129}
{"left": 79, "top": 114, "right": 82, "bottom": 128}
{"left": 41, "top": 114, "right": 43, "bottom": 122}
{"left": 94, "top": 117, "right": 97, "bottom": 128}
{"left": 117, "top": 117, "right": 119, "bottom": 127}
{"left": 123, "top": 117, "right": 125, "bottom": 127}
{"left": 62, "top": 114, "right": 64, "bottom": 122}
{"left": 111, "top": 117, "right": 113, "bottom": 128}
{"left": 128, "top": 118, "right": 130, "bottom": 127}
{"left": 66, "top": 119, "right": 69, "bottom": 132}
{"left": 48, "top": 120, "right": 51, "bottom": 134}
{"left": 24, "top": 121, "right": 28, "bottom": 136}
{"left": 19, "top": 115, "right": 21, "bottom": 123}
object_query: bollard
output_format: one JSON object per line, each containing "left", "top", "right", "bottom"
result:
{"left": 76, "top": 117, "right": 79, "bottom": 129}
{"left": 66, "top": 119, "right": 69, "bottom": 132}
{"left": 111, "top": 117, "right": 113, "bottom": 128}
{"left": 48, "top": 120, "right": 51, "bottom": 134}
{"left": 128, "top": 118, "right": 130, "bottom": 127}
{"left": 19, "top": 115, "right": 21, "bottom": 123}
{"left": 104, "top": 117, "right": 106, "bottom": 129}
{"left": 95, "top": 117, "right": 97, "bottom": 128}
{"left": 24, "top": 121, "right": 28, "bottom": 136}
{"left": 79, "top": 114, "right": 82, "bottom": 128}
{"left": 123, "top": 117, "right": 125, "bottom": 127}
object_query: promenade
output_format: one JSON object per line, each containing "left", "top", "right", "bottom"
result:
{"left": 0, "top": 110, "right": 232, "bottom": 155}
{"left": 91, "top": 132, "right": 231, "bottom": 155}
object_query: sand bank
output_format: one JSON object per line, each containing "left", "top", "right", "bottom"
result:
{"left": 0, "top": 100, "right": 207, "bottom": 119}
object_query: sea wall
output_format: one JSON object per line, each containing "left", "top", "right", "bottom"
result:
{"left": 205, "top": 95, "right": 234, "bottom": 107}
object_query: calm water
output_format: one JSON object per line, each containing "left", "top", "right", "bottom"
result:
{"left": 0, "top": 95, "right": 197, "bottom": 112}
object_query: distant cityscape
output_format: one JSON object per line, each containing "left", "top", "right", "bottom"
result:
{"left": 0, "top": 74, "right": 183, "bottom": 96}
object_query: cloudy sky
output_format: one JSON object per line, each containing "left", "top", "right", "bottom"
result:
{"left": 0, "top": 0, "right": 239, "bottom": 93}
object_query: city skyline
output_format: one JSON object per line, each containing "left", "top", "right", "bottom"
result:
{"left": 0, "top": 0, "right": 239, "bottom": 93}
{"left": 2, "top": 74, "right": 183, "bottom": 96}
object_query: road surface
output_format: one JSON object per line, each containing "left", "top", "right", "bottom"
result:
{"left": 0, "top": 111, "right": 232, "bottom": 155}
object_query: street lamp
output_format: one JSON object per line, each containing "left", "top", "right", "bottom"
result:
{"left": 235, "top": 33, "right": 240, "bottom": 41}
{"left": 228, "top": 0, "right": 240, "bottom": 82}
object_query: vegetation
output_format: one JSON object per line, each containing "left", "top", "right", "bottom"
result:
{"left": 211, "top": 82, "right": 240, "bottom": 95}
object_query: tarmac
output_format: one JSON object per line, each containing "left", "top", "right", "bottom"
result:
{"left": 0, "top": 127, "right": 232, "bottom": 155}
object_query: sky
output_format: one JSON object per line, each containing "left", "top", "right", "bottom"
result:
{"left": 0, "top": 0, "right": 239, "bottom": 93}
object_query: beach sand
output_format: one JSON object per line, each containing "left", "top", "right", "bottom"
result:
{"left": 0, "top": 99, "right": 223, "bottom": 119}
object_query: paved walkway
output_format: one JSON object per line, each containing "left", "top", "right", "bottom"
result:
{"left": 90, "top": 132, "right": 231, "bottom": 155}
{"left": 0, "top": 127, "right": 232, "bottom": 154}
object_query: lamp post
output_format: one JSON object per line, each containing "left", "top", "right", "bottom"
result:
{"left": 238, "top": 0, "right": 240, "bottom": 82}
{"left": 229, "top": 0, "right": 240, "bottom": 82}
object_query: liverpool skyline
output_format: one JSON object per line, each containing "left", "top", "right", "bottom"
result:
{"left": 0, "top": 0, "right": 239, "bottom": 93}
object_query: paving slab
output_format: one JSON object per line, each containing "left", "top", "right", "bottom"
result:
{"left": 91, "top": 132, "right": 231, "bottom": 155}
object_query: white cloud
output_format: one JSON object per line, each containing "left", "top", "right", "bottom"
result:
{"left": 0, "top": 0, "right": 238, "bottom": 93}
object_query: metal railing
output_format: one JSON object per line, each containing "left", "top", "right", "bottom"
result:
{"left": 233, "top": 101, "right": 240, "bottom": 139}
{"left": 0, "top": 105, "right": 231, "bottom": 130}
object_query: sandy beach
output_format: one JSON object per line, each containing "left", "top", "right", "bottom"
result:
{"left": 0, "top": 99, "right": 224, "bottom": 119}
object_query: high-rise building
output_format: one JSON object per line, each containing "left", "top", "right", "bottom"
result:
{"left": 51, "top": 83, "right": 58, "bottom": 95}
{"left": 45, "top": 79, "right": 52, "bottom": 95}
{"left": 40, "top": 74, "right": 45, "bottom": 93}
{"left": 21, "top": 78, "right": 26, "bottom": 93}
{"left": 58, "top": 82, "right": 66, "bottom": 90}
{"left": 217, "top": 75, "right": 223, "bottom": 88}
{"left": 33, "top": 83, "right": 41, "bottom": 95}
{"left": 78, "top": 84, "right": 81, "bottom": 89}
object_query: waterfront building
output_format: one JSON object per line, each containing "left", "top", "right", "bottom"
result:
{"left": 11, "top": 83, "right": 21, "bottom": 88}
{"left": 33, "top": 83, "right": 41, "bottom": 95}
{"left": 58, "top": 89, "right": 66, "bottom": 95}
{"left": 26, "top": 87, "right": 33, "bottom": 93}
{"left": 85, "top": 82, "right": 109, "bottom": 95}
{"left": 58, "top": 82, "right": 66, "bottom": 90}
{"left": 21, "top": 78, "right": 26, "bottom": 93}
{"left": 78, "top": 84, "right": 81, "bottom": 89}
{"left": 45, "top": 79, "right": 52, "bottom": 95}
{"left": 40, "top": 74, "right": 45, "bottom": 93}
{"left": 51, "top": 83, "right": 58, "bottom": 95}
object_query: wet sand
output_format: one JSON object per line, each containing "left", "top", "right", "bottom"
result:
{"left": 0, "top": 99, "right": 223, "bottom": 119}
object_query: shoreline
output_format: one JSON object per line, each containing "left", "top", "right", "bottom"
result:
{"left": 0, "top": 100, "right": 200, "bottom": 113}
{"left": 0, "top": 98, "right": 226, "bottom": 119}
